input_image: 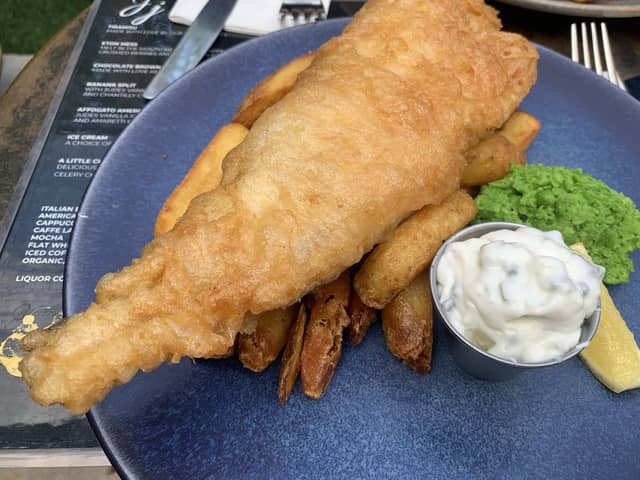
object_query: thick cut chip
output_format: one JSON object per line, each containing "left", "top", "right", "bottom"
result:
{"left": 382, "top": 271, "right": 433, "bottom": 373}
{"left": 354, "top": 190, "right": 478, "bottom": 309}
{"left": 154, "top": 123, "right": 248, "bottom": 236}
{"left": 237, "top": 305, "right": 297, "bottom": 372}
{"left": 233, "top": 52, "right": 315, "bottom": 128}
{"left": 278, "top": 304, "right": 308, "bottom": 404}
{"left": 300, "top": 272, "right": 351, "bottom": 399}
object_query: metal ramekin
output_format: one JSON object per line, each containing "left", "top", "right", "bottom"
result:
{"left": 429, "top": 221, "right": 601, "bottom": 381}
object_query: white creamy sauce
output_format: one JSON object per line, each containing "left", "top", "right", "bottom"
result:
{"left": 436, "top": 227, "right": 604, "bottom": 363}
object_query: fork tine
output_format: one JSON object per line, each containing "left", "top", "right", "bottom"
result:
{"left": 581, "top": 23, "right": 592, "bottom": 69}
{"left": 571, "top": 23, "right": 579, "bottom": 62}
{"left": 590, "top": 23, "right": 603, "bottom": 75}
{"left": 600, "top": 23, "right": 627, "bottom": 90}
{"left": 570, "top": 21, "right": 628, "bottom": 92}
{"left": 616, "top": 72, "right": 629, "bottom": 92}
{"left": 279, "top": 1, "right": 326, "bottom": 20}
{"left": 601, "top": 23, "right": 619, "bottom": 87}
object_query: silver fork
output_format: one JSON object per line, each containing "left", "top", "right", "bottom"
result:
{"left": 570, "top": 22, "right": 627, "bottom": 91}
{"left": 279, "top": 0, "right": 326, "bottom": 23}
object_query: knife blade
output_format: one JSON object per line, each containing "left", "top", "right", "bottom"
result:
{"left": 143, "top": 0, "right": 238, "bottom": 100}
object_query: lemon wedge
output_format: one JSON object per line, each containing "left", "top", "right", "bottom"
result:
{"left": 572, "top": 243, "right": 640, "bottom": 393}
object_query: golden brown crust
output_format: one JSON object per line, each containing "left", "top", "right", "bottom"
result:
{"left": 154, "top": 123, "right": 248, "bottom": 236}
{"left": 299, "top": 300, "right": 350, "bottom": 399}
{"left": 498, "top": 110, "right": 541, "bottom": 151}
{"left": 311, "top": 269, "right": 351, "bottom": 308}
{"left": 461, "top": 134, "right": 525, "bottom": 186}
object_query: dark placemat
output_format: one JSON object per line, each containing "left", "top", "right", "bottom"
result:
{"left": 0, "top": 0, "right": 249, "bottom": 449}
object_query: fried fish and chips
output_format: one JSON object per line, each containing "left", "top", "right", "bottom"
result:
{"left": 19, "top": 0, "right": 538, "bottom": 413}
{"left": 152, "top": 122, "right": 296, "bottom": 373}
{"left": 237, "top": 306, "right": 297, "bottom": 372}
{"left": 233, "top": 51, "right": 541, "bottom": 176}
{"left": 382, "top": 272, "right": 433, "bottom": 373}
{"left": 156, "top": 61, "right": 538, "bottom": 380}
{"left": 278, "top": 304, "right": 308, "bottom": 404}
{"left": 354, "top": 190, "right": 478, "bottom": 309}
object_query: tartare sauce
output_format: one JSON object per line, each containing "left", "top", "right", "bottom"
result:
{"left": 436, "top": 226, "right": 604, "bottom": 363}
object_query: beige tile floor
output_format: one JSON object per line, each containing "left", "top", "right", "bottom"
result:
{"left": 0, "top": 467, "right": 118, "bottom": 480}
{"left": 0, "top": 450, "right": 117, "bottom": 479}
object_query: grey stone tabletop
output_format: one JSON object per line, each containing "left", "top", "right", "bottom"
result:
{"left": 0, "top": 10, "right": 88, "bottom": 224}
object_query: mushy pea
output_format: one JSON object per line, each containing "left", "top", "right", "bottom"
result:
{"left": 474, "top": 164, "right": 640, "bottom": 284}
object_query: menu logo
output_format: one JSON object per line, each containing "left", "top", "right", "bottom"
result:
{"left": 119, "top": 0, "right": 166, "bottom": 26}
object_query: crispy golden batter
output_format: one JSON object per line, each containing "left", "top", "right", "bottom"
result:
{"left": 19, "top": 0, "right": 537, "bottom": 413}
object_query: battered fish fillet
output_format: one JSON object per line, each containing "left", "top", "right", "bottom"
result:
{"left": 20, "top": 0, "right": 538, "bottom": 413}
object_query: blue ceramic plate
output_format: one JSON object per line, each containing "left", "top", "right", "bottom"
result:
{"left": 66, "top": 19, "right": 640, "bottom": 480}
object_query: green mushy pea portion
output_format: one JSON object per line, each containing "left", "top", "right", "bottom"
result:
{"left": 474, "top": 164, "right": 640, "bottom": 284}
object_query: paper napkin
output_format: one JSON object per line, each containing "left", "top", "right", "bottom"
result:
{"left": 169, "top": 0, "right": 331, "bottom": 36}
